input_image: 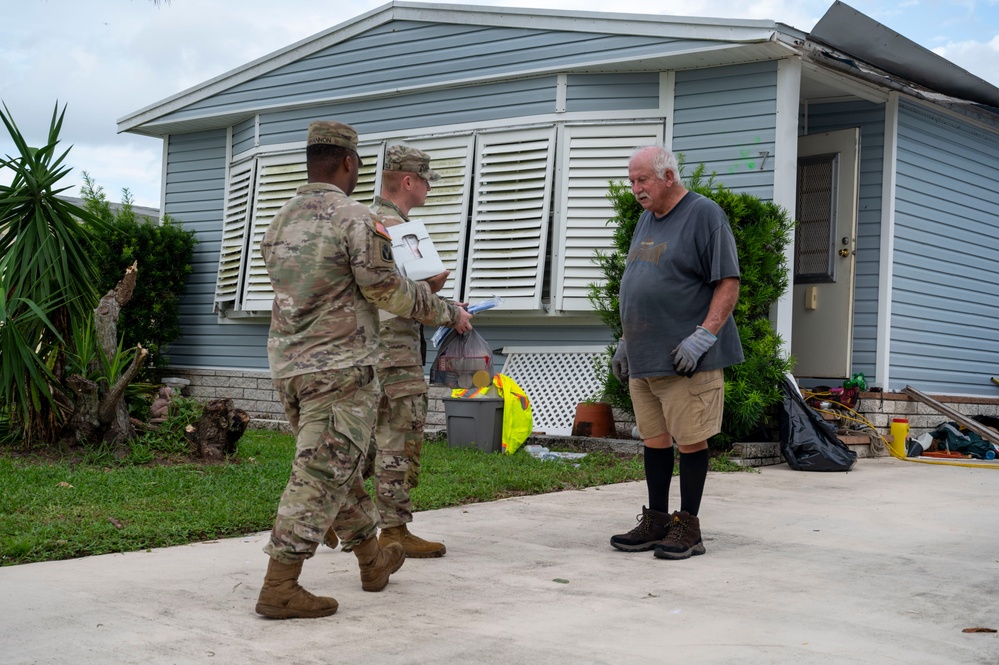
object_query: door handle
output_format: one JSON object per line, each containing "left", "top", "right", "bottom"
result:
{"left": 839, "top": 248, "right": 851, "bottom": 258}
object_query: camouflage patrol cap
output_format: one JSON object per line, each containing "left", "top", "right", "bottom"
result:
{"left": 384, "top": 144, "right": 440, "bottom": 182}
{"left": 307, "top": 120, "right": 358, "bottom": 151}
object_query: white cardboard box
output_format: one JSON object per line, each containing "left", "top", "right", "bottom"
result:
{"left": 387, "top": 220, "right": 446, "bottom": 281}
{"left": 379, "top": 220, "right": 447, "bottom": 321}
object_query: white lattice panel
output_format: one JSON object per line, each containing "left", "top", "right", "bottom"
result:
{"left": 500, "top": 346, "right": 607, "bottom": 435}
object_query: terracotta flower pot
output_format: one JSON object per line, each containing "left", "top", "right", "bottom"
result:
{"left": 572, "top": 401, "right": 615, "bottom": 438}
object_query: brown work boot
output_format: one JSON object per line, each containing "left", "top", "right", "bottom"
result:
{"left": 323, "top": 527, "right": 339, "bottom": 550}
{"left": 353, "top": 536, "right": 405, "bottom": 592}
{"left": 653, "top": 511, "right": 706, "bottom": 560}
{"left": 379, "top": 524, "right": 447, "bottom": 558}
{"left": 254, "top": 558, "right": 339, "bottom": 619}
{"left": 610, "top": 506, "right": 673, "bottom": 552}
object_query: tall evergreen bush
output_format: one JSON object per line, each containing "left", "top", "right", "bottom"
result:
{"left": 79, "top": 174, "right": 197, "bottom": 370}
{"left": 588, "top": 161, "right": 796, "bottom": 448}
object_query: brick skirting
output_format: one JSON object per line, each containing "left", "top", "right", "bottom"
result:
{"left": 160, "top": 368, "right": 999, "bottom": 442}
{"left": 854, "top": 391, "right": 999, "bottom": 438}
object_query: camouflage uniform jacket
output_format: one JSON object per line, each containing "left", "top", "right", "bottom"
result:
{"left": 370, "top": 196, "right": 423, "bottom": 372}
{"left": 261, "top": 183, "right": 461, "bottom": 379}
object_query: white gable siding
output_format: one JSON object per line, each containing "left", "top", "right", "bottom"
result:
{"left": 890, "top": 101, "right": 999, "bottom": 394}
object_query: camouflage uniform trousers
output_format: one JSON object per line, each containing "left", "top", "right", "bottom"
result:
{"left": 365, "top": 365, "right": 428, "bottom": 528}
{"left": 264, "top": 367, "right": 382, "bottom": 564}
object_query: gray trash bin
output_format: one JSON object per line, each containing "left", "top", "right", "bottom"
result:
{"left": 442, "top": 396, "right": 504, "bottom": 453}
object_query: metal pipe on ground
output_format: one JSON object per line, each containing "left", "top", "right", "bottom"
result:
{"left": 901, "top": 385, "right": 999, "bottom": 447}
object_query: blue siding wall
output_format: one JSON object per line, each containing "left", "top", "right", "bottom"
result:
{"left": 258, "top": 77, "right": 558, "bottom": 144}
{"left": 673, "top": 61, "right": 778, "bottom": 198}
{"left": 565, "top": 73, "right": 660, "bottom": 112}
{"left": 160, "top": 21, "right": 730, "bottom": 124}
{"left": 891, "top": 102, "right": 999, "bottom": 395}
{"left": 232, "top": 117, "right": 255, "bottom": 156}
{"left": 805, "top": 100, "right": 886, "bottom": 385}
{"left": 163, "top": 130, "right": 270, "bottom": 369}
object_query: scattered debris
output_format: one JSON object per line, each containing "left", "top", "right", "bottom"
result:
{"left": 962, "top": 627, "right": 997, "bottom": 633}
{"left": 903, "top": 386, "right": 999, "bottom": 447}
{"left": 523, "top": 445, "right": 587, "bottom": 463}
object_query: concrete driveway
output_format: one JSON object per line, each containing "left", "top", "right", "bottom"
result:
{"left": 2, "top": 458, "right": 997, "bottom": 664}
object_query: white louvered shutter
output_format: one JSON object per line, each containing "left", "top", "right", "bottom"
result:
{"left": 401, "top": 134, "right": 474, "bottom": 300}
{"left": 239, "top": 144, "right": 382, "bottom": 312}
{"left": 466, "top": 127, "right": 556, "bottom": 309}
{"left": 553, "top": 123, "right": 664, "bottom": 312}
{"left": 214, "top": 159, "right": 256, "bottom": 311}
{"left": 348, "top": 142, "right": 383, "bottom": 207}
{"left": 241, "top": 153, "right": 307, "bottom": 312}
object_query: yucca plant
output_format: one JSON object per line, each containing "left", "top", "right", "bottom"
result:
{"left": 0, "top": 102, "right": 106, "bottom": 444}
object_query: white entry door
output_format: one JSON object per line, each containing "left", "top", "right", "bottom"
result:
{"left": 790, "top": 128, "right": 860, "bottom": 379}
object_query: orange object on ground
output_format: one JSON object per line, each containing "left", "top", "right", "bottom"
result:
{"left": 922, "top": 451, "right": 969, "bottom": 459}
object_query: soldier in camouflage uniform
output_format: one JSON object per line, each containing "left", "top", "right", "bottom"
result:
{"left": 326, "top": 145, "right": 448, "bottom": 558}
{"left": 254, "top": 121, "right": 474, "bottom": 620}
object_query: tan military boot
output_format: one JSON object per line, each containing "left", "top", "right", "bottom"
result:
{"left": 254, "top": 558, "right": 338, "bottom": 619}
{"left": 353, "top": 536, "right": 405, "bottom": 592}
{"left": 379, "top": 524, "right": 447, "bottom": 558}
{"left": 323, "top": 527, "right": 339, "bottom": 550}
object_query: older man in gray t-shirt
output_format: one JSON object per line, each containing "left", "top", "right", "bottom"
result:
{"left": 610, "top": 145, "right": 743, "bottom": 560}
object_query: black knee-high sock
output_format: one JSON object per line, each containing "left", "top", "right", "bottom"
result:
{"left": 679, "top": 448, "right": 709, "bottom": 516}
{"left": 643, "top": 446, "right": 674, "bottom": 514}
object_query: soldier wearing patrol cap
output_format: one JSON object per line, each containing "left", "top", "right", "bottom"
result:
{"left": 323, "top": 144, "right": 448, "bottom": 560}
{"left": 254, "top": 121, "right": 474, "bottom": 620}
{"left": 382, "top": 144, "right": 441, "bottom": 182}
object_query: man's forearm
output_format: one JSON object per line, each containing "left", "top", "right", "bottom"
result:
{"left": 701, "top": 277, "right": 740, "bottom": 334}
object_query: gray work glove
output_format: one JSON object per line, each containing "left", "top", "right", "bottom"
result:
{"left": 671, "top": 326, "right": 717, "bottom": 378}
{"left": 612, "top": 340, "right": 629, "bottom": 383}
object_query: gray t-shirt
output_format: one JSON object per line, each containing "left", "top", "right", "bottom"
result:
{"left": 619, "top": 191, "right": 744, "bottom": 378}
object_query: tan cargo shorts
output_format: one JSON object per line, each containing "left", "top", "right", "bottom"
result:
{"left": 629, "top": 368, "right": 725, "bottom": 445}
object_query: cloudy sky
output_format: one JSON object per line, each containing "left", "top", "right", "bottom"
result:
{"left": 2, "top": 0, "right": 998, "bottom": 208}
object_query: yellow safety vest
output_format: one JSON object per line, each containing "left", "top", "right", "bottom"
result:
{"left": 451, "top": 374, "right": 533, "bottom": 454}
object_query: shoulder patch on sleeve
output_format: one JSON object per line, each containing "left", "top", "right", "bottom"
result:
{"left": 380, "top": 239, "right": 395, "bottom": 264}
{"left": 374, "top": 220, "right": 392, "bottom": 241}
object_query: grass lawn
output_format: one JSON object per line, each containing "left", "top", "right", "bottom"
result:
{"left": 0, "top": 429, "right": 745, "bottom": 566}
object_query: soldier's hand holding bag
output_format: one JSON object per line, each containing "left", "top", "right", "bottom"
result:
{"left": 429, "top": 329, "right": 494, "bottom": 388}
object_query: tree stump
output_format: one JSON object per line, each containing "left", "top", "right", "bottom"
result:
{"left": 61, "top": 262, "right": 148, "bottom": 453}
{"left": 184, "top": 398, "right": 250, "bottom": 462}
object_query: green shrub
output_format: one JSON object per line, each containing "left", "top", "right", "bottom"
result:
{"left": 588, "top": 160, "right": 796, "bottom": 448}
{"left": 587, "top": 180, "right": 642, "bottom": 415}
{"left": 79, "top": 174, "right": 197, "bottom": 370}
